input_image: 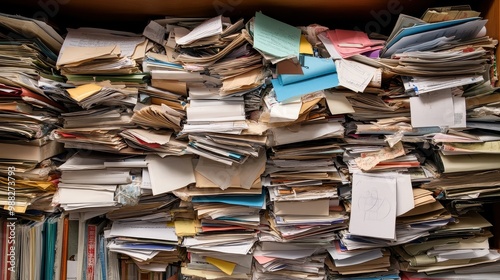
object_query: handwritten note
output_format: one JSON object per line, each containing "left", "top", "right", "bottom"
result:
{"left": 253, "top": 12, "right": 301, "bottom": 58}
{"left": 349, "top": 173, "right": 397, "bottom": 240}
{"left": 336, "top": 59, "right": 377, "bottom": 93}
{"left": 354, "top": 141, "right": 405, "bottom": 171}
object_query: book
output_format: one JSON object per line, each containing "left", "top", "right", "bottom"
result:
{"left": 60, "top": 215, "right": 69, "bottom": 280}
{"left": 86, "top": 224, "right": 97, "bottom": 280}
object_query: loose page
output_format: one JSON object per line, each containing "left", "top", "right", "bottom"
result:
{"left": 410, "top": 88, "right": 466, "bottom": 128}
{"left": 253, "top": 12, "right": 301, "bottom": 58}
{"left": 349, "top": 173, "right": 397, "bottom": 240}
{"left": 146, "top": 155, "right": 196, "bottom": 195}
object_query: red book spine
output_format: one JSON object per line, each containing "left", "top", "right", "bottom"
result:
{"left": 86, "top": 224, "right": 97, "bottom": 280}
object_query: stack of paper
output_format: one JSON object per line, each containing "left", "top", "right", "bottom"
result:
{"left": 120, "top": 128, "right": 187, "bottom": 156}
{"left": 380, "top": 15, "right": 486, "bottom": 58}
{"left": 421, "top": 169, "right": 500, "bottom": 200}
{"left": 423, "top": 83, "right": 500, "bottom": 175}
{"left": 265, "top": 145, "right": 348, "bottom": 242}
{"left": 3, "top": 7, "right": 500, "bottom": 279}
{"left": 56, "top": 28, "right": 146, "bottom": 77}
{"left": 173, "top": 16, "right": 251, "bottom": 69}
{"left": 0, "top": 159, "right": 59, "bottom": 213}
{"left": 104, "top": 161, "right": 186, "bottom": 271}
{"left": 340, "top": 172, "right": 450, "bottom": 245}
{"left": 178, "top": 157, "right": 265, "bottom": 278}
{"left": 345, "top": 93, "right": 410, "bottom": 122}
{"left": 325, "top": 242, "right": 396, "bottom": 278}
{"left": 0, "top": 13, "right": 67, "bottom": 215}
{"left": 395, "top": 212, "right": 500, "bottom": 274}
{"left": 421, "top": 6, "right": 481, "bottom": 23}
{"left": 183, "top": 94, "right": 247, "bottom": 133}
{"left": 108, "top": 220, "right": 184, "bottom": 272}
{"left": 138, "top": 84, "right": 185, "bottom": 111}
{"left": 53, "top": 82, "right": 138, "bottom": 153}
{"left": 0, "top": 13, "right": 64, "bottom": 87}
{"left": 131, "top": 103, "right": 185, "bottom": 132}
{"left": 391, "top": 48, "right": 491, "bottom": 77}
{"left": 54, "top": 153, "right": 147, "bottom": 211}
{"left": 65, "top": 82, "right": 138, "bottom": 110}
{"left": 209, "top": 50, "right": 265, "bottom": 96}
{"left": 182, "top": 228, "right": 258, "bottom": 278}
{"left": 252, "top": 242, "right": 327, "bottom": 280}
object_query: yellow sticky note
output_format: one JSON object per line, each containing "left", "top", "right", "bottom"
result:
{"left": 66, "top": 84, "right": 102, "bottom": 102}
{"left": 205, "top": 257, "right": 236, "bottom": 275}
{"left": 299, "top": 35, "right": 314, "bottom": 55}
{"left": 174, "top": 220, "right": 197, "bottom": 236}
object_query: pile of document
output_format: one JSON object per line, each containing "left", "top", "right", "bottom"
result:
{"left": 56, "top": 27, "right": 146, "bottom": 78}
{"left": 181, "top": 192, "right": 264, "bottom": 279}
{"left": 325, "top": 242, "right": 397, "bottom": 279}
{"left": 259, "top": 99, "right": 348, "bottom": 279}
{"left": 54, "top": 153, "right": 149, "bottom": 211}
{"left": 4, "top": 5, "right": 500, "bottom": 279}
{"left": 55, "top": 80, "right": 187, "bottom": 155}
{"left": 252, "top": 242, "right": 328, "bottom": 280}
{"left": 179, "top": 154, "right": 266, "bottom": 278}
{"left": 331, "top": 8, "right": 500, "bottom": 279}
{"left": 0, "top": 13, "right": 68, "bottom": 214}
{"left": 108, "top": 219, "right": 183, "bottom": 272}
{"left": 395, "top": 212, "right": 500, "bottom": 275}
{"left": 54, "top": 83, "right": 136, "bottom": 153}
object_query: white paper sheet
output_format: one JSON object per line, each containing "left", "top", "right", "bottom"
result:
{"left": 176, "top": 15, "right": 222, "bottom": 45}
{"left": 349, "top": 173, "right": 397, "bottom": 240}
{"left": 410, "top": 88, "right": 466, "bottom": 128}
{"left": 146, "top": 155, "right": 196, "bottom": 195}
{"left": 336, "top": 59, "right": 377, "bottom": 93}
{"left": 109, "top": 221, "right": 178, "bottom": 242}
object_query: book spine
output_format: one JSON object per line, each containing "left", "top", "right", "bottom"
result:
{"left": 86, "top": 225, "right": 97, "bottom": 280}
{"left": 60, "top": 216, "right": 69, "bottom": 280}
{"left": 98, "top": 234, "right": 106, "bottom": 280}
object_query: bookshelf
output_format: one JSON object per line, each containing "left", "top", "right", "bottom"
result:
{"left": 1, "top": 0, "right": 500, "bottom": 277}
